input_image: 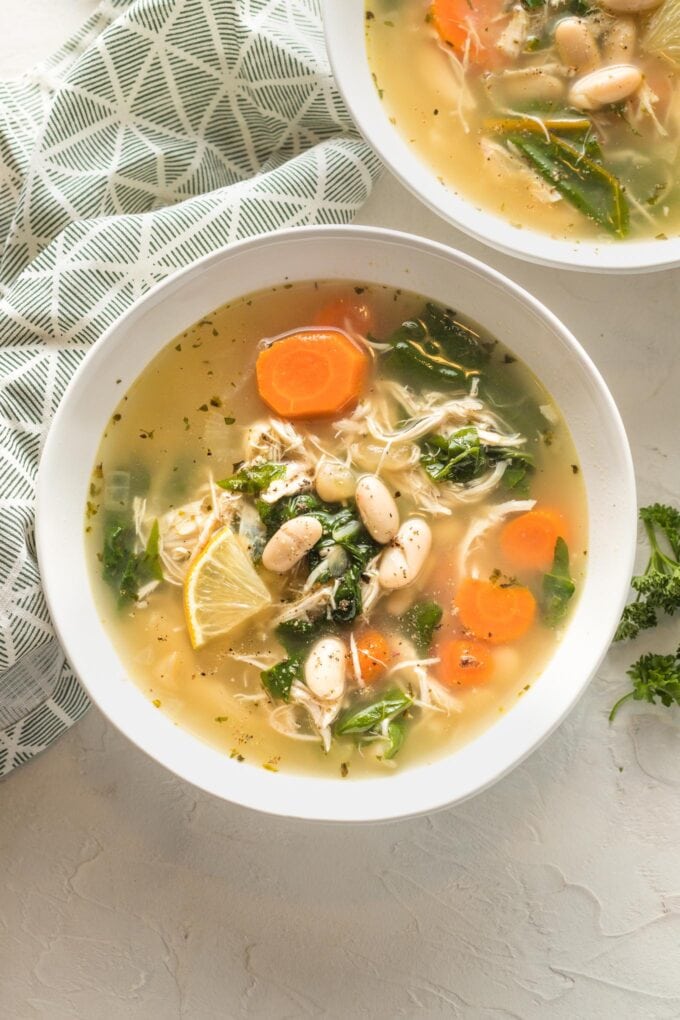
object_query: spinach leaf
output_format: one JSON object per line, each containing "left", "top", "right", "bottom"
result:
{"left": 420, "top": 427, "right": 486, "bottom": 483}
{"left": 218, "top": 461, "right": 286, "bottom": 494}
{"left": 383, "top": 717, "right": 406, "bottom": 760}
{"left": 276, "top": 618, "right": 333, "bottom": 656}
{"left": 332, "top": 563, "right": 365, "bottom": 624}
{"left": 382, "top": 302, "right": 489, "bottom": 389}
{"left": 542, "top": 537, "right": 576, "bottom": 626}
{"left": 256, "top": 492, "right": 323, "bottom": 535}
{"left": 420, "top": 427, "right": 534, "bottom": 493}
{"left": 261, "top": 656, "right": 303, "bottom": 702}
{"left": 335, "top": 688, "right": 412, "bottom": 735}
{"left": 102, "top": 515, "right": 163, "bottom": 606}
{"left": 507, "top": 132, "right": 628, "bottom": 237}
{"left": 400, "top": 600, "right": 443, "bottom": 655}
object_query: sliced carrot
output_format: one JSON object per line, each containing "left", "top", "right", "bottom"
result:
{"left": 255, "top": 329, "right": 368, "bottom": 420}
{"left": 500, "top": 509, "right": 568, "bottom": 572}
{"left": 430, "top": 0, "right": 510, "bottom": 71}
{"left": 437, "top": 637, "right": 494, "bottom": 687}
{"left": 354, "top": 629, "right": 392, "bottom": 683}
{"left": 456, "top": 578, "right": 536, "bottom": 644}
{"left": 314, "top": 297, "right": 375, "bottom": 337}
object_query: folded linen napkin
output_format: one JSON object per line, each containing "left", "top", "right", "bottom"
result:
{"left": 0, "top": 0, "right": 381, "bottom": 775}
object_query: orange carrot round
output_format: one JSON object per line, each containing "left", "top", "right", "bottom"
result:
{"left": 354, "top": 629, "right": 392, "bottom": 683}
{"left": 314, "top": 297, "right": 375, "bottom": 337}
{"left": 456, "top": 578, "right": 536, "bottom": 644}
{"left": 430, "top": 0, "right": 510, "bottom": 71}
{"left": 500, "top": 509, "right": 568, "bottom": 572}
{"left": 437, "top": 637, "right": 494, "bottom": 687}
{"left": 255, "top": 329, "right": 368, "bottom": 420}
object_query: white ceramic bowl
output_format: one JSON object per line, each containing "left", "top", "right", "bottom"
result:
{"left": 37, "top": 226, "right": 636, "bottom": 822}
{"left": 323, "top": 0, "right": 680, "bottom": 274}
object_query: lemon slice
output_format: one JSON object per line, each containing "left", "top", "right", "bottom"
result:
{"left": 184, "top": 526, "right": 271, "bottom": 649}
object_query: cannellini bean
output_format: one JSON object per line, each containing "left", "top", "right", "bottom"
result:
{"left": 502, "top": 69, "right": 566, "bottom": 104}
{"left": 599, "top": 0, "right": 660, "bottom": 12}
{"left": 555, "top": 18, "right": 599, "bottom": 73}
{"left": 304, "top": 637, "right": 347, "bottom": 701}
{"left": 315, "top": 461, "right": 355, "bottom": 503}
{"left": 261, "top": 515, "right": 322, "bottom": 573}
{"left": 378, "top": 518, "right": 432, "bottom": 591}
{"left": 355, "top": 475, "right": 400, "bottom": 544}
{"left": 603, "top": 18, "right": 637, "bottom": 64}
{"left": 569, "top": 63, "right": 642, "bottom": 110}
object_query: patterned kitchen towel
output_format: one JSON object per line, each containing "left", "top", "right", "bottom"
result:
{"left": 0, "top": 0, "right": 382, "bottom": 775}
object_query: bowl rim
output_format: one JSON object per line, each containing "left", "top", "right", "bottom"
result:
{"left": 322, "top": 0, "right": 680, "bottom": 275}
{"left": 36, "top": 224, "right": 637, "bottom": 822}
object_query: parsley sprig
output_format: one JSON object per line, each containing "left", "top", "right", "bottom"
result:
{"left": 609, "top": 647, "right": 680, "bottom": 722}
{"left": 615, "top": 504, "right": 680, "bottom": 642}
{"left": 612, "top": 503, "right": 680, "bottom": 720}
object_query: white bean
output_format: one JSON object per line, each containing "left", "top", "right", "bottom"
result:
{"left": 502, "top": 69, "right": 566, "bottom": 104}
{"left": 261, "top": 515, "right": 322, "bottom": 573}
{"left": 599, "top": 0, "right": 660, "bottom": 12}
{"left": 603, "top": 18, "right": 636, "bottom": 64}
{"left": 569, "top": 63, "right": 642, "bottom": 110}
{"left": 304, "top": 637, "right": 347, "bottom": 701}
{"left": 378, "top": 518, "right": 432, "bottom": 591}
{"left": 355, "top": 475, "right": 400, "bottom": 544}
{"left": 315, "top": 461, "right": 355, "bottom": 503}
{"left": 555, "top": 18, "right": 599, "bottom": 73}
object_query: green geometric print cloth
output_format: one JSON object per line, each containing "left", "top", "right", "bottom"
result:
{"left": 0, "top": 0, "right": 382, "bottom": 775}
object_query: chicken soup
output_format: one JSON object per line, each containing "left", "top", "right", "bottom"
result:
{"left": 86, "top": 282, "right": 587, "bottom": 777}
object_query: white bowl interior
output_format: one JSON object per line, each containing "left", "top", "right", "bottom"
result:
{"left": 322, "top": 0, "right": 680, "bottom": 274}
{"left": 36, "top": 227, "right": 637, "bottom": 822}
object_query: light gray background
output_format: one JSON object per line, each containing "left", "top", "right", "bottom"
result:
{"left": 2, "top": 3, "right": 680, "bottom": 1017}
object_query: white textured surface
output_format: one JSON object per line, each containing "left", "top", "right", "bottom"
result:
{"left": 2, "top": 4, "right": 680, "bottom": 1017}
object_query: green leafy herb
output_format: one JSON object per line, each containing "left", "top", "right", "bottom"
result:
{"left": 506, "top": 132, "right": 628, "bottom": 238}
{"left": 332, "top": 563, "right": 365, "bottom": 623}
{"left": 218, "top": 461, "right": 286, "bottom": 494}
{"left": 609, "top": 647, "right": 680, "bottom": 722}
{"left": 400, "top": 600, "right": 443, "bottom": 655}
{"left": 420, "top": 427, "right": 534, "bottom": 494}
{"left": 542, "top": 537, "right": 575, "bottom": 626}
{"left": 616, "top": 504, "right": 680, "bottom": 641}
{"left": 261, "top": 656, "right": 303, "bottom": 702}
{"left": 335, "top": 688, "right": 412, "bottom": 735}
{"left": 276, "top": 618, "right": 332, "bottom": 656}
{"left": 382, "top": 302, "right": 489, "bottom": 389}
{"left": 383, "top": 717, "right": 406, "bottom": 759}
{"left": 102, "top": 515, "right": 163, "bottom": 606}
{"left": 255, "top": 492, "right": 324, "bottom": 535}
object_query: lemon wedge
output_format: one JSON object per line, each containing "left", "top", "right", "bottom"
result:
{"left": 184, "top": 526, "right": 271, "bottom": 649}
